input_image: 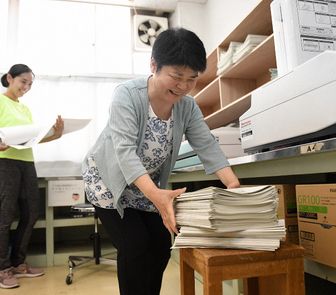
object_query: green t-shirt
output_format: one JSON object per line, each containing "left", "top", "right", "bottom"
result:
{"left": 0, "top": 94, "right": 34, "bottom": 162}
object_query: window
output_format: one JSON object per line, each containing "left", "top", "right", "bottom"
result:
{"left": 0, "top": 0, "right": 8, "bottom": 72}
{"left": 17, "top": 0, "right": 134, "bottom": 75}
{"left": 25, "top": 76, "right": 120, "bottom": 175}
{"left": 2, "top": 0, "right": 152, "bottom": 174}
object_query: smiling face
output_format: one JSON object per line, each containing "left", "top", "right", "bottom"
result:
{"left": 150, "top": 59, "right": 199, "bottom": 104}
{"left": 5, "top": 72, "right": 34, "bottom": 101}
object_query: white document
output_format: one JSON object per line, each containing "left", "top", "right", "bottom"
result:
{"left": 0, "top": 118, "right": 91, "bottom": 149}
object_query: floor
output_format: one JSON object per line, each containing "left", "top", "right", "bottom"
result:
{"left": 11, "top": 258, "right": 203, "bottom": 295}
{"left": 305, "top": 273, "right": 336, "bottom": 295}
{"left": 10, "top": 257, "right": 335, "bottom": 294}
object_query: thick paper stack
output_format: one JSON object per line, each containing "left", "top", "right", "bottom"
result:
{"left": 232, "top": 34, "right": 268, "bottom": 63}
{"left": 173, "top": 186, "right": 286, "bottom": 251}
{"left": 216, "top": 35, "right": 268, "bottom": 76}
{"left": 216, "top": 42, "right": 242, "bottom": 76}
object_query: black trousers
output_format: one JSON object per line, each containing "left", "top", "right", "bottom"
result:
{"left": 94, "top": 206, "right": 172, "bottom": 295}
{"left": 0, "top": 158, "right": 40, "bottom": 270}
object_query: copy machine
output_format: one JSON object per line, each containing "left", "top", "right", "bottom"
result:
{"left": 239, "top": 50, "right": 336, "bottom": 154}
{"left": 174, "top": 125, "right": 246, "bottom": 171}
{"left": 271, "top": 0, "right": 336, "bottom": 76}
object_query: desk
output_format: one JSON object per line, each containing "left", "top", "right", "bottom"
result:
{"left": 172, "top": 137, "right": 336, "bottom": 182}
{"left": 170, "top": 137, "right": 336, "bottom": 284}
{"left": 180, "top": 243, "right": 305, "bottom": 295}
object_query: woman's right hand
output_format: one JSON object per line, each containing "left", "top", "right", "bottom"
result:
{"left": 150, "top": 187, "right": 186, "bottom": 235}
{"left": 134, "top": 174, "right": 186, "bottom": 235}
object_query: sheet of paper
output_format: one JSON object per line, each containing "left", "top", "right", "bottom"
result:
{"left": 0, "top": 118, "right": 91, "bottom": 149}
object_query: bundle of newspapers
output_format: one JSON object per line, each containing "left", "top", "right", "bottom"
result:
{"left": 216, "top": 34, "right": 268, "bottom": 76}
{"left": 173, "top": 185, "right": 286, "bottom": 251}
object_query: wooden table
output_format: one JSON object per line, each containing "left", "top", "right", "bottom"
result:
{"left": 179, "top": 242, "right": 305, "bottom": 295}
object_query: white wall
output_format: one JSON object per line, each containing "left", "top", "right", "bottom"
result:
{"left": 171, "top": 0, "right": 262, "bottom": 55}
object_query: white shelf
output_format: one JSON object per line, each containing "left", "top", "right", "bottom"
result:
{"left": 53, "top": 217, "right": 95, "bottom": 227}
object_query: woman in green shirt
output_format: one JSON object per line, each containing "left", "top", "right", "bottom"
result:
{"left": 0, "top": 64, "right": 64, "bottom": 289}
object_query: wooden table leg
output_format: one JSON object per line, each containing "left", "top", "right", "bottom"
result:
{"left": 244, "top": 277, "right": 259, "bottom": 295}
{"left": 258, "top": 274, "right": 286, "bottom": 295}
{"left": 253, "top": 258, "right": 305, "bottom": 295}
{"left": 203, "top": 269, "right": 222, "bottom": 295}
{"left": 286, "top": 258, "right": 305, "bottom": 295}
{"left": 180, "top": 254, "right": 195, "bottom": 295}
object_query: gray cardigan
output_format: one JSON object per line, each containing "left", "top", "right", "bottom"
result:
{"left": 82, "top": 77, "right": 230, "bottom": 217}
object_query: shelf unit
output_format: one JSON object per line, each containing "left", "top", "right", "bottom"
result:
{"left": 193, "top": 0, "right": 276, "bottom": 130}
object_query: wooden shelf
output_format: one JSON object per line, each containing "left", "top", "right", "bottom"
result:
{"left": 220, "top": 35, "right": 276, "bottom": 81}
{"left": 205, "top": 92, "right": 252, "bottom": 130}
{"left": 192, "top": 0, "right": 275, "bottom": 129}
{"left": 194, "top": 77, "right": 222, "bottom": 117}
{"left": 218, "top": 0, "right": 273, "bottom": 50}
{"left": 192, "top": 0, "right": 273, "bottom": 97}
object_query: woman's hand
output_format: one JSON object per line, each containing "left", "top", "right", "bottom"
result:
{"left": 40, "top": 115, "right": 64, "bottom": 143}
{"left": 133, "top": 174, "right": 186, "bottom": 235}
{"left": 52, "top": 115, "right": 64, "bottom": 139}
{"left": 0, "top": 142, "right": 9, "bottom": 151}
{"left": 150, "top": 187, "right": 186, "bottom": 235}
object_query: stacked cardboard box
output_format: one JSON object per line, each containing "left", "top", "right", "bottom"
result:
{"left": 275, "top": 184, "right": 299, "bottom": 244}
{"left": 296, "top": 184, "right": 336, "bottom": 268}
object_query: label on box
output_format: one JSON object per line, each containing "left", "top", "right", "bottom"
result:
{"left": 296, "top": 184, "right": 336, "bottom": 225}
{"left": 48, "top": 179, "right": 85, "bottom": 207}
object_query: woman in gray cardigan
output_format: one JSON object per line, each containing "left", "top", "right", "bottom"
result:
{"left": 82, "top": 27, "right": 239, "bottom": 295}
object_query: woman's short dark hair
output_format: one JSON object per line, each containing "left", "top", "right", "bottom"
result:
{"left": 1, "top": 64, "right": 34, "bottom": 88}
{"left": 151, "top": 27, "right": 206, "bottom": 73}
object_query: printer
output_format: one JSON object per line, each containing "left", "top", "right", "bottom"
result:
{"left": 239, "top": 50, "right": 336, "bottom": 154}
{"left": 174, "top": 125, "right": 246, "bottom": 171}
{"left": 270, "top": 0, "right": 336, "bottom": 76}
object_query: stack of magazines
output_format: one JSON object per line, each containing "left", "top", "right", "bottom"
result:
{"left": 232, "top": 34, "right": 268, "bottom": 63}
{"left": 173, "top": 186, "right": 286, "bottom": 251}
{"left": 216, "top": 34, "right": 268, "bottom": 76}
{"left": 216, "top": 42, "right": 242, "bottom": 76}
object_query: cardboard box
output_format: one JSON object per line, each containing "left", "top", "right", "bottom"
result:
{"left": 275, "top": 184, "right": 297, "bottom": 219}
{"left": 48, "top": 179, "right": 85, "bottom": 207}
{"left": 296, "top": 184, "right": 336, "bottom": 268}
{"left": 283, "top": 217, "right": 299, "bottom": 244}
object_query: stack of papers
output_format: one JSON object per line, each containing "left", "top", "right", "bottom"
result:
{"left": 173, "top": 186, "right": 286, "bottom": 251}
{"left": 232, "top": 34, "right": 268, "bottom": 63}
{"left": 216, "top": 35, "right": 268, "bottom": 76}
{"left": 216, "top": 42, "right": 242, "bottom": 76}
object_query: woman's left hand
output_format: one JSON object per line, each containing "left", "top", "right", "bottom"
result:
{"left": 0, "top": 142, "right": 9, "bottom": 151}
